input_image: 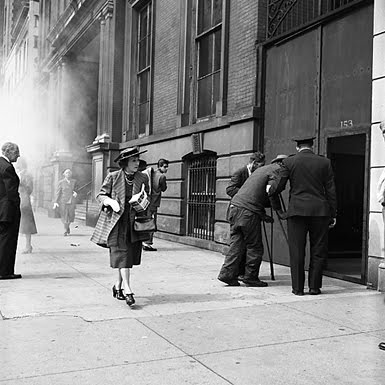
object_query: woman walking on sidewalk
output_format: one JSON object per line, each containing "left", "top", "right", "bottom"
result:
{"left": 16, "top": 157, "right": 37, "bottom": 254}
{"left": 91, "top": 147, "right": 150, "bottom": 307}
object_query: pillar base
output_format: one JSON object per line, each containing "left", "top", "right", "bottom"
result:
{"left": 378, "top": 262, "right": 385, "bottom": 292}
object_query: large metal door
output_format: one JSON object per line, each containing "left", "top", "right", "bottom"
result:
{"left": 264, "top": 29, "right": 320, "bottom": 265}
{"left": 320, "top": 4, "right": 373, "bottom": 144}
{"left": 263, "top": 2, "right": 373, "bottom": 276}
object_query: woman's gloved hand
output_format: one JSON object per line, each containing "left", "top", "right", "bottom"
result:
{"left": 103, "top": 197, "right": 120, "bottom": 212}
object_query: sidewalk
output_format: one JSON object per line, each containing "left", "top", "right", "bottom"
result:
{"left": 0, "top": 211, "right": 384, "bottom": 385}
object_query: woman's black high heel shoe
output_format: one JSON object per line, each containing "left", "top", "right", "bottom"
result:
{"left": 112, "top": 285, "right": 125, "bottom": 300}
{"left": 125, "top": 293, "right": 135, "bottom": 307}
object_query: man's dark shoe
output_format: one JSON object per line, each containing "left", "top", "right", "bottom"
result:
{"left": 0, "top": 274, "right": 22, "bottom": 280}
{"left": 243, "top": 279, "right": 268, "bottom": 287}
{"left": 143, "top": 245, "right": 157, "bottom": 251}
{"left": 218, "top": 276, "right": 240, "bottom": 286}
{"left": 379, "top": 342, "right": 385, "bottom": 351}
{"left": 309, "top": 288, "right": 322, "bottom": 295}
{"left": 238, "top": 275, "right": 245, "bottom": 282}
{"left": 292, "top": 289, "right": 304, "bottom": 296}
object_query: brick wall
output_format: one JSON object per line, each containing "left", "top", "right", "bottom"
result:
{"left": 227, "top": 0, "right": 267, "bottom": 113}
{"left": 151, "top": 0, "right": 180, "bottom": 133}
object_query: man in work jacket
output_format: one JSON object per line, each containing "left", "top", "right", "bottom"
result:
{"left": 218, "top": 155, "right": 286, "bottom": 287}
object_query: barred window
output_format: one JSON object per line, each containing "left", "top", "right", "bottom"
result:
{"left": 186, "top": 153, "right": 217, "bottom": 240}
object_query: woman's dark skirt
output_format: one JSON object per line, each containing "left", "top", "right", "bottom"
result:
{"left": 109, "top": 243, "right": 142, "bottom": 268}
{"left": 20, "top": 205, "right": 37, "bottom": 235}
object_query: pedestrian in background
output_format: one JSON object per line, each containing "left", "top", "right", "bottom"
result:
{"left": 218, "top": 155, "right": 286, "bottom": 287}
{"left": 0, "top": 142, "right": 22, "bottom": 280}
{"left": 226, "top": 151, "right": 265, "bottom": 280}
{"left": 268, "top": 136, "right": 337, "bottom": 296}
{"left": 53, "top": 169, "right": 78, "bottom": 236}
{"left": 91, "top": 147, "right": 150, "bottom": 307}
{"left": 16, "top": 157, "right": 37, "bottom": 254}
{"left": 142, "top": 158, "right": 169, "bottom": 252}
{"left": 226, "top": 151, "right": 265, "bottom": 198}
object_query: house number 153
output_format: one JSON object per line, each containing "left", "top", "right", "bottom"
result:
{"left": 340, "top": 120, "right": 353, "bottom": 127}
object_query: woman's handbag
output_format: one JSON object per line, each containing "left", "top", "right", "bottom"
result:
{"left": 129, "top": 184, "right": 150, "bottom": 212}
{"left": 134, "top": 215, "right": 156, "bottom": 233}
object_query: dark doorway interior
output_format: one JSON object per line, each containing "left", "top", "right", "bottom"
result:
{"left": 326, "top": 134, "right": 366, "bottom": 282}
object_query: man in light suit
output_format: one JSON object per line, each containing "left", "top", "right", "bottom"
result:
{"left": 53, "top": 169, "right": 78, "bottom": 236}
{"left": 0, "top": 142, "right": 22, "bottom": 279}
{"left": 142, "top": 158, "right": 169, "bottom": 251}
{"left": 268, "top": 136, "right": 337, "bottom": 296}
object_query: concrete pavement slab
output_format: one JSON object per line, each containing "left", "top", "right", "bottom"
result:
{"left": 286, "top": 293, "right": 385, "bottom": 332}
{"left": 2, "top": 212, "right": 383, "bottom": 385}
{"left": 0, "top": 316, "right": 184, "bottom": 381}
{"left": 0, "top": 357, "right": 230, "bottom": 385}
{"left": 196, "top": 333, "right": 385, "bottom": 385}
{"left": 140, "top": 304, "right": 356, "bottom": 355}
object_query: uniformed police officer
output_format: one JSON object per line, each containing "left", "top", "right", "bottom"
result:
{"left": 268, "top": 136, "right": 337, "bottom": 296}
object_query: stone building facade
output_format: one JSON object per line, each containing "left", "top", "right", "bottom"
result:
{"left": 2, "top": 0, "right": 384, "bottom": 289}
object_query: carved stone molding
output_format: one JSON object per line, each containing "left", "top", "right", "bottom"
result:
{"left": 99, "top": 0, "right": 114, "bottom": 20}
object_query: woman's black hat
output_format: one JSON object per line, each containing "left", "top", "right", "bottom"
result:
{"left": 114, "top": 147, "right": 147, "bottom": 162}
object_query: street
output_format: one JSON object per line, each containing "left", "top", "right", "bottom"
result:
{"left": 0, "top": 211, "right": 384, "bottom": 385}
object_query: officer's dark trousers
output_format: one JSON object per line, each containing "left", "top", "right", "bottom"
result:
{"left": 0, "top": 213, "right": 21, "bottom": 276}
{"left": 219, "top": 206, "right": 263, "bottom": 280}
{"left": 287, "top": 216, "right": 329, "bottom": 291}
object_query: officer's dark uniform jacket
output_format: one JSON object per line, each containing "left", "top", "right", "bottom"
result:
{"left": 269, "top": 150, "right": 337, "bottom": 218}
{"left": 231, "top": 163, "right": 282, "bottom": 216}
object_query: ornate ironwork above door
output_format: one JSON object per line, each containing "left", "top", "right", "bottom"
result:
{"left": 267, "top": 0, "right": 363, "bottom": 39}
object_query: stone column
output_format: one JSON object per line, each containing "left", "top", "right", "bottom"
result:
{"left": 368, "top": 0, "right": 385, "bottom": 289}
{"left": 47, "top": 58, "right": 74, "bottom": 216}
{"left": 96, "top": 0, "right": 125, "bottom": 143}
{"left": 88, "top": 0, "right": 126, "bottom": 197}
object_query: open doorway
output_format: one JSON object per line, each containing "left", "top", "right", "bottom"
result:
{"left": 326, "top": 134, "right": 367, "bottom": 283}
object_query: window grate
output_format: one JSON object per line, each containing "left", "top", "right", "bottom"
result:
{"left": 187, "top": 155, "right": 217, "bottom": 241}
{"left": 267, "top": 0, "right": 359, "bottom": 39}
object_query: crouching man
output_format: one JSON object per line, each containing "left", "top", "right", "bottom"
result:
{"left": 218, "top": 155, "right": 287, "bottom": 287}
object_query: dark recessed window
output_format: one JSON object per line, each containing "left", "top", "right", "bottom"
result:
{"left": 136, "top": 2, "right": 152, "bottom": 136}
{"left": 196, "top": 0, "right": 222, "bottom": 119}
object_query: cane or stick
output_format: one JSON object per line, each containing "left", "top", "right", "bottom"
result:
{"left": 277, "top": 216, "right": 289, "bottom": 246}
{"left": 262, "top": 219, "right": 275, "bottom": 280}
{"left": 277, "top": 194, "right": 289, "bottom": 246}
